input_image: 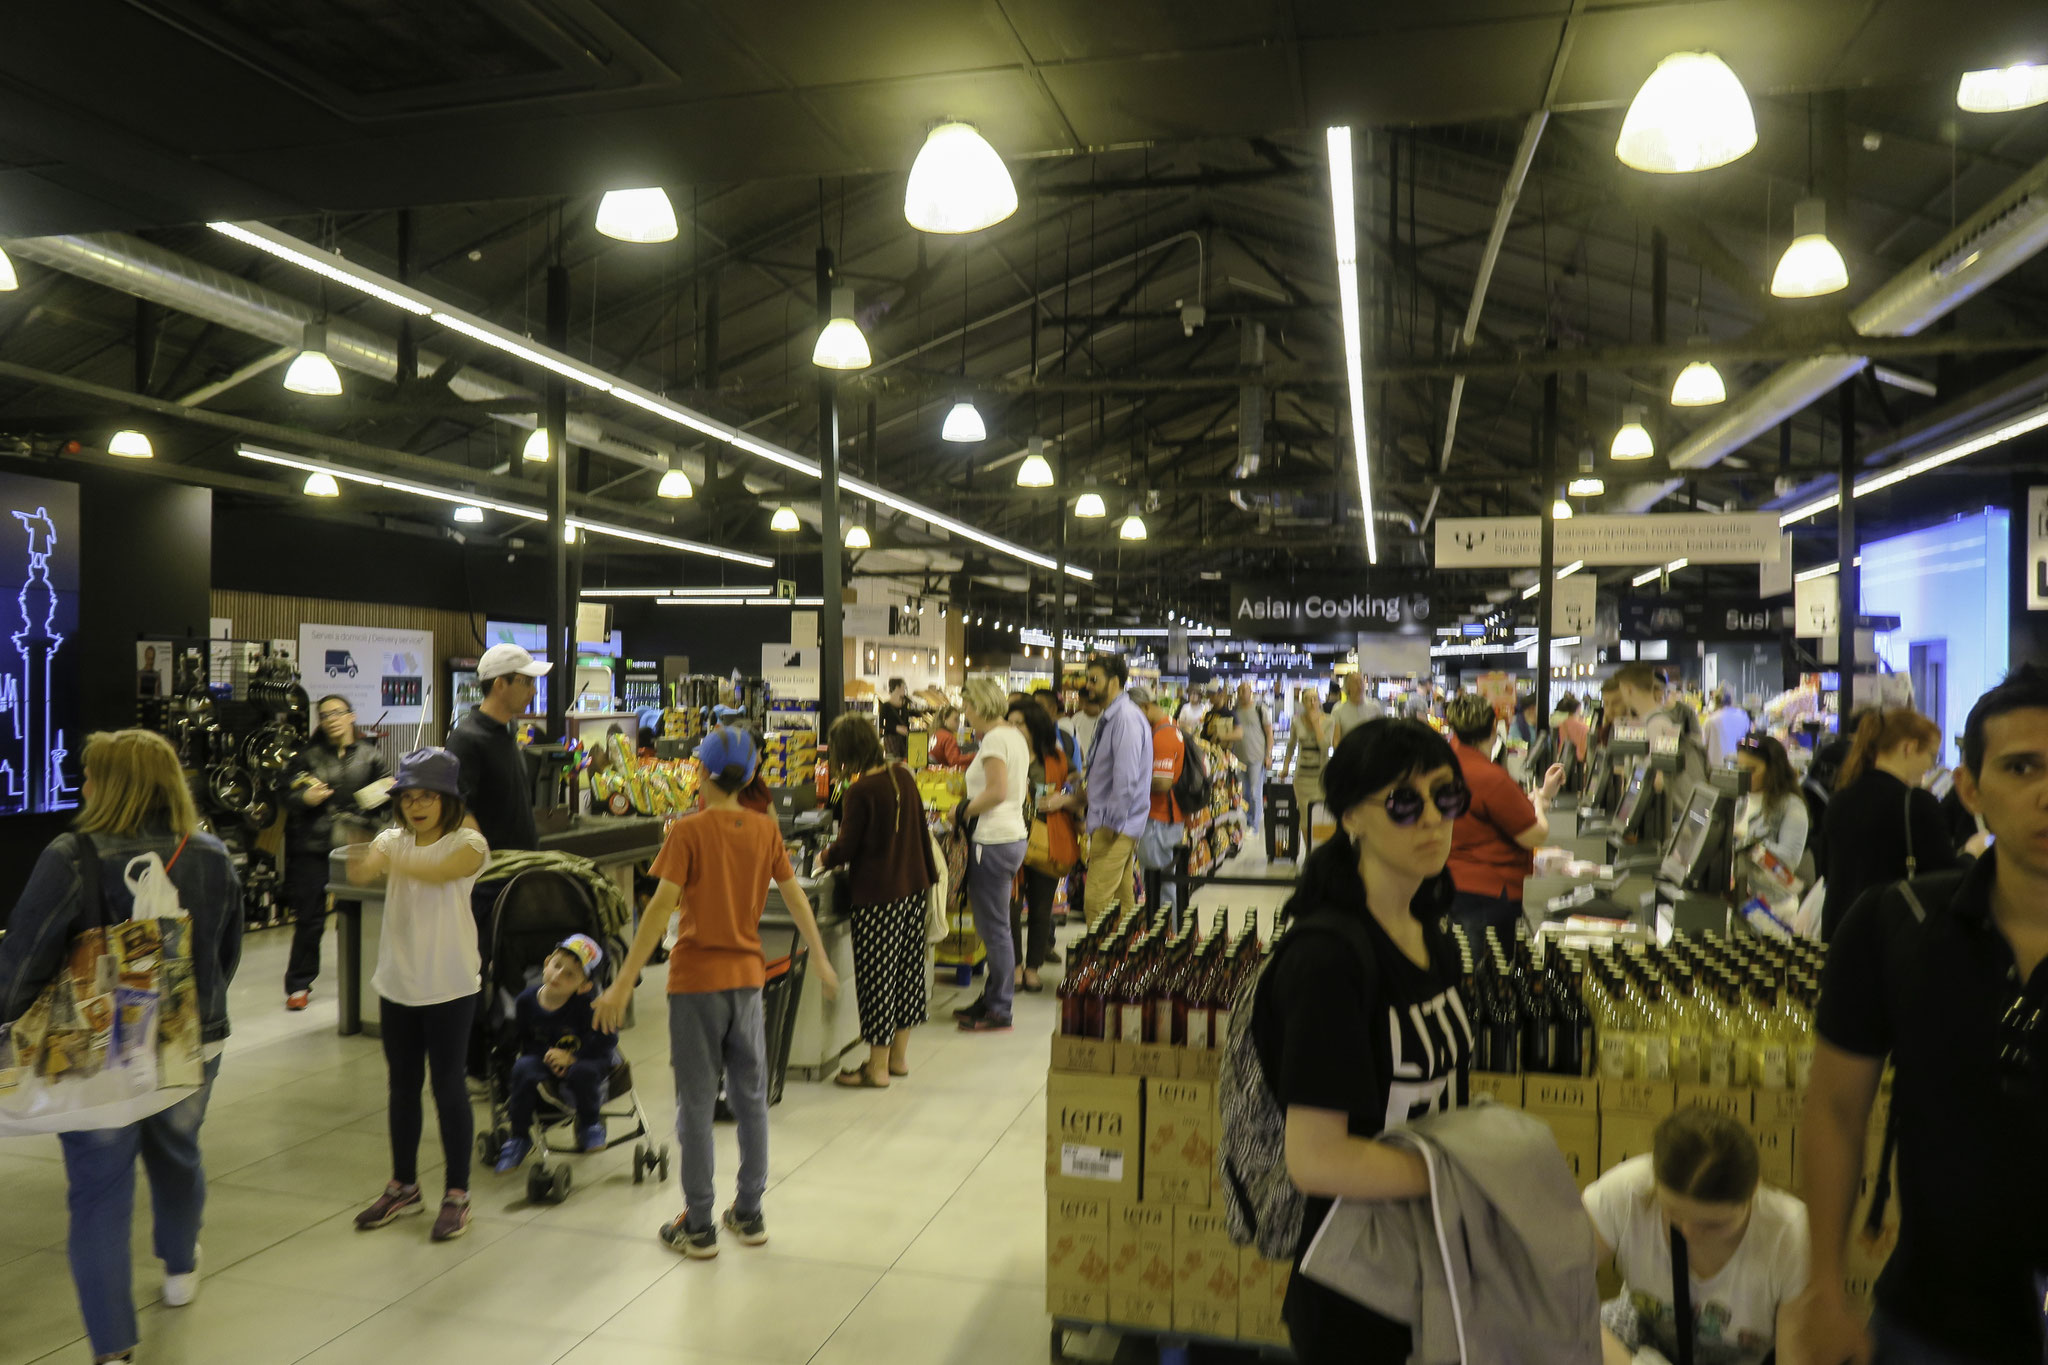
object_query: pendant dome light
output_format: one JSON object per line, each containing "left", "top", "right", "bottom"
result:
{"left": 770, "top": 505, "right": 801, "bottom": 533}
{"left": 904, "top": 122, "right": 1018, "bottom": 234}
{"left": 1615, "top": 53, "right": 1756, "bottom": 173}
{"left": 657, "top": 467, "right": 694, "bottom": 499}
{"left": 1670, "top": 326, "right": 1728, "bottom": 408}
{"left": 942, "top": 400, "right": 986, "bottom": 442}
{"left": 283, "top": 323, "right": 344, "bottom": 396}
{"left": 1772, "top": 198, "right": 1849, "bottom": 298}
{"left": 1073, "top": 491, "right": 1106, "bottom": 518}
{"left": 812, "top": 287, "right": 871, "bottom": 370}
{"left": 107, "top": 429, "right": 154, "bottom": 459}
{"left": 1015, "top": 436, "right": 1054, "bottom": 488}
{"left": 1551, "top": 499, "right": 1574, "bottom": 520}
{"left": 1611, "top": 404, "right": 1655, "bottom": 460}
{"left": 453, "top": 505, "right": 484, "bottom": 524}
{"left": 302, "top": 472, "right": 341, "bottom": 498}
{"left": 1567, "top": 443, "right": 1602, "bottom": 497}
{"left": 595, "top": 188, "right": 679, "bottom": 243}
{"left": 0, "top": 247, "right": 18, "bottom": 291}
{"left": 844, "top": 524, "right": 872, "bottom": 550}
{"left": 522, "top": 427, "right": 551, "bottom": 463}
{"left": 1119, "top": 508, "right": 1148, "bottom": 541}
{"left": 1957, "top": 65, "right": 2048, "bottom": 113}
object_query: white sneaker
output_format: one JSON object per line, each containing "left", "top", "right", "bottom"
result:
{"left": 163, "top": 1247, "right": 200, "bottom": 1307}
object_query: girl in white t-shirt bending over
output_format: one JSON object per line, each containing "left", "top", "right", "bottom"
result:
{"left": 345, "top": 747, "right": 492, "bottom": 1244}
{"left": 1583, "top": 1107, "right": 1809, "bottom": 1365}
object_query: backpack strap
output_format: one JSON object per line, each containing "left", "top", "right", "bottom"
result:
{"left": 1669, "top": 1225, "right": 1696, "bottom": 1365}
{"left": 1901, "top": 785, "right": 1918, "bottom": 879}
{"left": 68, "top": 833, "right": 104, "bottom": 932}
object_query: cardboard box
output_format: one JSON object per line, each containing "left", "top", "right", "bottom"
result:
{"left": 1046, "top": 1195, "right": 1112, "bottom": 1322}
{"left": 1047, "top": 1072, "right": 1143, "bottom": 1202}
{"left": 1109, "top": 1291, "right": 1173, "bottom": 1331}
{"left": 1599, "top": 1111, "right": 1662, "bottom": 1174}
{"left": 1753, "top": 1086, "right": 1805, "bottom": 1125}
{"left": 1525, "top": 1075, "right": 1597, "bottom": 1113}
{"left": 1115, "top": 1040, "right": 1181, "bottom": 1079}
{"left": 1469, "top": 1072, "right": 1523, "bottom": 1107}
{"left": 1178, "top": 1046, "right": 1223, "bottom": 1082}
{"left": 1051, "top": 1033, "right": 1115, "bottom": 1075}
{"left": 1173, "top": 1206, "right": 1240, "bottom": 1338}
{"left": 1600, "top": 1079, "right": 1677, "bottom": 1117}
{"left": 1143, "top": 1079, "right": 1217, "bottom": 1207}
{"left": 1751, "top": 1120, "right": 1796, "bottom": 1187}
{"left": 1109, "top": 1202, "right": 1176, "bottom": 1298}
{"left": 1238, "top": 1255, "right": 1291, "bottom": 1346}
{"left": 1047, "top": 1283, "right": 1108, "bottom": 1323}
{"left": 1677, "top": 1083, "right": 1752, "bottom": 1124}
{"left": 1531, "top": 1109, "right": 1600, "bottom": 1188}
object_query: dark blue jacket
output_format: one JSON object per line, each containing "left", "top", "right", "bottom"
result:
{"left": 0, "top": 829, "right": 242, "bottom": 1045}
{"left": 511, "top": 984, "right": 614, "bottom": 1063}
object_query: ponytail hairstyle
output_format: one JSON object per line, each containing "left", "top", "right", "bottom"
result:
{"left": 1835, "top": 707, "right": 1941, "bottom": 792}
{"left": 1281, "top": 718, "right": 1457, "bottom": 925}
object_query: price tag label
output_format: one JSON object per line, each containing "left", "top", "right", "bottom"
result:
{"left": 1059, "top": 1143, "right": 1124, "bottom": 1183}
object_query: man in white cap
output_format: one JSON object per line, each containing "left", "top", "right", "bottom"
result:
{"left": 447, "top": 642, "right": 552, "bottom": 854}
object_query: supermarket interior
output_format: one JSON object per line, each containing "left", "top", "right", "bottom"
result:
{"left": 3, "top": 5, "right": 2048, "bottom": 1365}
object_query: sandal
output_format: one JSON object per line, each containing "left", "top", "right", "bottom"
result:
{"left": 889, "top": 1065, "right": 910, "bottom": 1078}
{"left": 834, "top": 1068, "right": 889, "bottom": 1089}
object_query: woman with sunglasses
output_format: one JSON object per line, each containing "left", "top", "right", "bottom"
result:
{"left": 1442, "top": 693, "right": 1566, "bottom": 944}
{"left": 1247, "top": 718, "right": 1477, "bottom": 1365}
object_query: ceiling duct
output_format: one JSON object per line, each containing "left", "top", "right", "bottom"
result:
{"left": 3, "top": 231, "right": 707, "bottom": 483}
{"left": 1231, "top": 321, "right": 1264, "bottom": 514}
{"left": 1619, "top": 146, "right": 2048, "bottom": 511}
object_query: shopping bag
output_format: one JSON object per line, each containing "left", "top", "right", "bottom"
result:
{"left": 926, "top": 826, "right": 955, "bottom": 945}
{"left": 0, "top": 836, "right": 204, "bottom": 1135}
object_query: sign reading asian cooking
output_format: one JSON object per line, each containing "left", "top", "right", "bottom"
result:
{"left": 1435, "top": 513, "right": 1784, "bottom": 567}
{"left": 1229, "top": 580, "right": 1434, "bottom": 637}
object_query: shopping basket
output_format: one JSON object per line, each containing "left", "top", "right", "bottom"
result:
{"left": 716, "top": 926, "right": 808, "bottom": 1119}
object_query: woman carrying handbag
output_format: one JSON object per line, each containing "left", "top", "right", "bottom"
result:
{"left": 818, "top": 713, "right": 940, "bottom": 1089}
{"left": 1010, "top": 698, "right": 1077, "bottom": 994}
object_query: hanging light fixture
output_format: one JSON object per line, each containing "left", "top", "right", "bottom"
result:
{"left": 844, "top": 524, "right": 871, "bottom": 549}
{"left": 522, "top": 427, "right": 550, "bottom": 463}
{"left": 904, "top": 122, "right": 1018, "bottom": 234}
{"left": 1568, "top": 443, "right": 1602, "bottom": 497}
{"left": 1614, "top": 53, "right": 1757, "bottom": 173}
{"left": 942, "top": 400, "right": 986, "bottom": 442}
{"left": 0, "top": 248, "right": 18, "bottom": 291}
{"left": 1552, "top": 499, "right": 1574, "bottom": 520}
{"left": 303, "top": 472, "right": 341, "bottom": 498}
{"left": 283, "top": 323, "right": 343, "bottom": 396}
{"left": 1671, "top": 328, "right": 1728, "bottom": 406}
{"left": 771, "top": 505, "right": 801, "bottom": 532}
{"left": 107, "top": 430, "right": 154, "bottom": 459}
{"left": 1611, "top": 404, "right": 1655, "bottom": 460}
{"left": 453, "top": 505, "right": 484, "bottom": 524}
{"left": 1016, "top": 436, "right": 1054, "bottom": 488}
{"left": 563, "top": 522, "right": 580, "bottom": 544}
{"left": 1957, "top": 65, "right": 2048, "bottom": 113}
{"left": 1772, "top": 198, "right": 1849, "bottom": 298}
{"left": 594, "top": 188, "right": 679, "bottom": 243}
{"left": 657, "top": 467, "right": 694, "bottom": 499}
{"left": 1074, "top": 492, "right": 1106, "bottom": 518}
{"left": 812, "top": 287, "right": 871, "bottom": 370}
{"left": 1119, "top": 509, "right": 1148, "bottom": 541}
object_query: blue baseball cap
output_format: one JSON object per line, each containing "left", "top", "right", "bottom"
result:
{"left": 392, "top": 746, "right": 462, "bottom": 798}
{"left": 695, "top": 725, "right": 758, "bottom": 785}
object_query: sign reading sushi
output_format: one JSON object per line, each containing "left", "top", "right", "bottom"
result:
{"left": 1229, "top": 580, "right": 1434, "bottom": 638}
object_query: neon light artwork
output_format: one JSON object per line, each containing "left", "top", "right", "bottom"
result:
{"left": 0, "top": 493, "right": 80, "bottom": 815}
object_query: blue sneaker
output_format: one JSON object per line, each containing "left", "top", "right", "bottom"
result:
{"left": 578, "top": 1122, "right": 607, "bottom": 1152}
{"left": 493, "top": 1136, "right": 532, "bottom": 1174}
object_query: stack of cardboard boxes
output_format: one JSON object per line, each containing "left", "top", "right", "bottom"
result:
{"left": 1046, "top": 1033, "right": 1291, "bottom": 1344}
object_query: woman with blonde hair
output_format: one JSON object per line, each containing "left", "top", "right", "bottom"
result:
{"left": 0, "top": 730, "right": 242, "bottom": 1364}
{"left": 951, "top": 676, "right": 1031, "bottom": 1033}
{"left": 1281, "top": 687, "right": 1333, "bottom": 857}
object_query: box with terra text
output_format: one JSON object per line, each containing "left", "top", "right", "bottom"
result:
{"left": 1172, "top": 1205, "right": 1241, "bottom": 1339}
{"left": 1237, "top": 1253, "right": 1292, "bottom": 1346}
{"left": 1050, "top": 1033, "right": 1115, "bottom": 1075}
{"left": 1047, "top": 1193, "right": 1112, "bottom": 1322}
{"left": 1046, "top": 1071, "right": 1144, "bottom": 1202}
{"left": 1108, "top": 1202, "right": 1175, "bottom": 1329}
{"left": 1143, "top": 1078, "right": 1217, "bottom": 1207}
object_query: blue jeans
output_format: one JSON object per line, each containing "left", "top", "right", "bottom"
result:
{"left": 1243, "top": 760, "right": 1266, "bottom": 832}
{"left": 668, "top": 989, "right": 767, "bottom": 1230}
{"left": 968, "top": 839, "right": 1028, "bottom": 1024}
{"left": 57, "top": 1056, "right": 221, "bottom": 1358}
{"left": 508, "top": 1053, "right": 611, "bottom": 1131}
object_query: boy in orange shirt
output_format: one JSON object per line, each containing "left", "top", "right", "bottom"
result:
{"left": 595, "top": 726, "right": 837, "bottom": 1258}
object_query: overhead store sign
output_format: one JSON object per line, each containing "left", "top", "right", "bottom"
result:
{"left": 1551, "top": 576, "right": 1597, "bottom": 636}
{"left": 1794, "top": 576, "right": 1839, "bottom": 638}
{"left": 1435, "top": 513, "right": 1783, "bottom": 567}
{"left": 1620, "top": 596, "right": 1782, "bottom": 641}
{"left": 2029, "top": 487, "right": 2048, "bottom": 611}
{"left": 1229, "top": 579, "right": 1433, "bottom": 638}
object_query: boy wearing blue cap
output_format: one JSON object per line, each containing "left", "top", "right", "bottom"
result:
{"left": 494, "top": 933, "right": 618, "bottom": 1171}
{"left": 595, "top": 725, "right": 839, "bottom": 1258}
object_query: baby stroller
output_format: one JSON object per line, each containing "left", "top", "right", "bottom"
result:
{"left": 474, "top": 867, "right": 669, "bottom": 1204}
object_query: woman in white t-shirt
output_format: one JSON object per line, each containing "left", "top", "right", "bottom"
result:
{"left": 953, "top": 677, "right": 1030, "bottom": 1033}
{"left": 345, "top": 747, "right": 492, "bottom": 1243}
{"left": 1583, "top": 1107, "right": 1809, "bottom": 1365}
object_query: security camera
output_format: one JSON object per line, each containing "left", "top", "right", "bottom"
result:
{"left": 1176, "top": 299, "right": 1206, "bottom": 337}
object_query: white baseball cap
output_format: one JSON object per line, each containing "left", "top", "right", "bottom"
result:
{"left": 477, "top": 643, "right": 553, "bottom": 682}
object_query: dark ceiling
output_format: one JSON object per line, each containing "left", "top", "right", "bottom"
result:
{"left": 3, "top": 0, "right": 2048, "bottom": 628}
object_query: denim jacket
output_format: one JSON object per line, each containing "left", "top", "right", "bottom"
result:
{"left": 0, "top": 828, "right": 242, "bottom": 1045}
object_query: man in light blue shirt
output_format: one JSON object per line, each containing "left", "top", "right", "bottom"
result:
{"left": 1076, "top": 652, "right": 1152, "bottom": 920}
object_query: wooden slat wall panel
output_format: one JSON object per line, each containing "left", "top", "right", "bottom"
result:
{"left": 211, "top": 590, "right": 485, "bottom": 743}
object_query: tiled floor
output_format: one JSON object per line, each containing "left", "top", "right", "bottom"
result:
{"left": 4, "top": 862, "right": 1295, "bottom": 1365}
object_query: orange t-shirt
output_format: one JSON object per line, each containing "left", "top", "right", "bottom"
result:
{"left": 1150, "top": 722, "right": 1185, "bottom": 823}
{"left": 649, "top": 805, "right": 795, "bottom": 994}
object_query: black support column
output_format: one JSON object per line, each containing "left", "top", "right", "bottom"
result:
{"left": 1837, "top": 382, "right": 1858, "bottom": 694}
{"left": 1536, "top": 371, "right": 1558, "bottom": 722}
{"left": 815, "top": 247, "right": 844, "bottom": 721}
{"left": 545, "top": 262, "right": 570, "bottom": 741}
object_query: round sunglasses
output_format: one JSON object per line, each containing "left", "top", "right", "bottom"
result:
{"left": 1383, "top": 779, "right": 1472, "bottom": 826}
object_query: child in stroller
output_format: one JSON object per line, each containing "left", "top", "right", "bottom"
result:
{"left": 495, "top": 934, "right": 615, "bottom": 1171}
{"left": 476, "top": 868, "right": 668, "bottom": 1203}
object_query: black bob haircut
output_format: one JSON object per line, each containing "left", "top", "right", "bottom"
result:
{"left": 1281, "top": 717, "right": 1459, "bottom": 924}
{"left": 1963, "top": 662, "right": 2048, "bottom": 776}
{"left": 1086, "top": 652, "right": 1129, "bottom": 688}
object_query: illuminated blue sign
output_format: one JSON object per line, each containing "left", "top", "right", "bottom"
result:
{"left": 0, "top": 474, "right": 80, "bottom": 815}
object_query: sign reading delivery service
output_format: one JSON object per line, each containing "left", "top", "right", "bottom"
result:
{"left": 1230, "top": 580, "right": 1434, "bottom": 638}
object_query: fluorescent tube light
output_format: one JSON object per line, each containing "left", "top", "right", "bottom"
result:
{"left": 1778, "top": 402, "right": 2048, "bottom": 526}
{"left": 1327, "top": 126, "right": 1378, "bottom": 564}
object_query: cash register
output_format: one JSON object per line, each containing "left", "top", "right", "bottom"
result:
{"left": 1649, "top": 772, "right": 1741, "bottom": 938}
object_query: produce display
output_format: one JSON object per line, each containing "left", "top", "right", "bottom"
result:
{"left": 915, "top": 768, "right": 966, "bottom": 813}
